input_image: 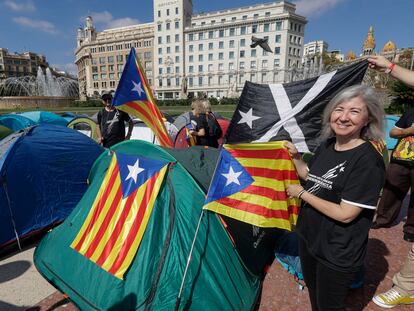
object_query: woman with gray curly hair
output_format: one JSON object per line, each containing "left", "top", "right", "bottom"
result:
{"left": 285, "top": 85, "right": 386, "bottom": 310}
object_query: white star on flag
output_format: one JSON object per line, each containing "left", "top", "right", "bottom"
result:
{"left": 222, "top": 166, "right": 242, "bottom": 186}
{"left": 125, "top": 160, "right": 145, "bottom": 183}
{"left": 237, "top": 108, "right": 261, "bottom": 129}
{"left": 131, "top": 81, "right": 144, "bottom": 97}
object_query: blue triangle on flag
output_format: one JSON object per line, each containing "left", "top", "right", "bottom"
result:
{"left": 205, "top": 148, "right": 254, "bottom": 204}
{"left": 113, "top": 47, "right": 148, "bottom": 107}
{"left": 116, "top": 152, "right": 168, "bottom": 198}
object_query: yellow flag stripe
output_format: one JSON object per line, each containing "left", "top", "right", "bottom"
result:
{"left": 223, "top": 141, "right": 286, "bottom": 151}
{"left": 236, "top": 158, "right": 295, "bottom": 170}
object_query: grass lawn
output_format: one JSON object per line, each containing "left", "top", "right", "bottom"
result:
{"left": 0, "top": 105, "right": 237, "bottom": 119}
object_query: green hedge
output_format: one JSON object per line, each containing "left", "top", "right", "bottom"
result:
{"left": 73, "top": 100, "right": 102, "bottom": 107}
{"left": 155, "top": 97, "right": 239, "bottom": 106}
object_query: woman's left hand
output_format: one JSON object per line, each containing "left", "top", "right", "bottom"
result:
{"left": 286, "top": 184, "right": 304, "bottom": 198}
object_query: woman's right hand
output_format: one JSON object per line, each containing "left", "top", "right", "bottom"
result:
{"left": 284, "top": 141, "right": 299, "bottom": 159}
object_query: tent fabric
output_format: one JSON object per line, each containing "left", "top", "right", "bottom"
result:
{"left": 385, "top": 115, "right": 399, "bottom": 150}
{"left": 0, "top": 125, "right": 12, "bottom": 140}
{"left": 67, "top": 117, "right": 99, "bottom": 141}
{"left": 20, "top": 111, "right": 68, "bottom": 126}
{"left": 0, "top": 125, "right": 104, "bottom": 248}
{"left": 0, "top": 114, "right": 36, "bottom": 131}
{"left": 34, "top": 140, "right": 261, "bottom": 311}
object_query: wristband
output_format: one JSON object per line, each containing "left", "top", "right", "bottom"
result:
{"left": 385, "top": 63, "right": 395, "bottom": 74}
{"left": 297, "top": 189, "right": 306, "bottom": 199}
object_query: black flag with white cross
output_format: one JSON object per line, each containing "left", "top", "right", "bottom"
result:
{"left": 225, "top": 60, "right": 368, "bottom": 153}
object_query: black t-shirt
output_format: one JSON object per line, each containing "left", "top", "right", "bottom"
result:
{"left": 97, "top": 108, "right": 131, "bottom": 148}
{"left": 190, "top": 114, "right": 208, "bottom": 146}
{"left": 296, "top": 139, "right": 385, "bottom": 272}
{"left": 204, "top": 113, "right": 222, "bottom": 148}
{"left": 395, "top": 107, "right": 414, "bottom": 129}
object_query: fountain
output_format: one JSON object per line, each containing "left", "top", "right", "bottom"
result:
{"left": 0, "top": 67, "right": 79, "bottom": 109}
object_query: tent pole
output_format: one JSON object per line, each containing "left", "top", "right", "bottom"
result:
{"left": 174, "top": 209, "right": 205, "bottom": 311}
{"left": 3, "top": 181, "right": 22, "bottom": 250}
{"left": 174, "top": 146, "right": 223, "bottom": 310}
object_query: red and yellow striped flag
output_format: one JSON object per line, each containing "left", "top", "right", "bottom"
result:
{"left": 113, "top": 47, "right": 173, "bottom": 148}
{"left": 204, "top": 142, "right": 300, "bottom": 230}
{"left": 71, "top": 152, "right": 169, "bottom": 279}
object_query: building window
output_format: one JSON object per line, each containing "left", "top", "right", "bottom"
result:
{"left": 198, "top": 44, "right": 203, "bottom": 51}
{"left": 158, "top": 37, "right": 162, "bottom": 44}
{"left": 251, "top": 60, "right": 256, "bottom": 69}
{"left": 274, "top": 47, "right": 280, "bottom": 54}
{"left": 158, "top": 24, "right": 162, "bottom": 31}
{"left": 175, "top": 46, "right": 180, "bottom": 52}
{"left": 175, "top": 66, "right": 180, "bottom": 73}
{"left": 189, "top": 77, "right": 193, "bottom": 86}
{"left": 189, "top": 45, "right": 194, "bottom": 52}
{"left": 189, "top": 34, "right": 193, "bottom": 41}
{"left": 229, "top": 62, "right": 234, "bottom": 70}
{"left": 166, "top": 9, "right": 170, "bottom": 16}
{"left": 189, "top": 55, "right": 194, "bottom": 62}
{"left": 199, "top": 32, "right": 204, "bottom": 40}
{"left": 167, "top": 47, "right": 171, "bottom": 53}
{"left": 219, "top": 52, "right": 224, "bottom": 60}
{"left": 276, "top": 21, "right": 282, "bottom": 31}
{"left": 116, "top": 55, "right": 123, "bottom": 62}
{"left": 242, "top": 15, "right": 247, "bottom": 20}
{"left": 219, "top": 63, "right": 224, "bottom": 71}
{"left": 198, "top": 65, "right": 203, "bottom": 72}
{"left": 229, "top": 51, "right": 234, "bottom": 59}
{"left": 240, "top": 50, "right": 245, "bottom": 58}
{"left": 265, "top": 12, "right": 271, "bottom": 17}
{"left": 252, "top": 25, "right": 258, "bottom": 33}
{"left": 262, "top": 60, "right": 268, "bottom": 68}
{"left": 208, "top": 53, "right": 213, "bottom": 61}
{"left": 92, "top": 74, "right": 98, "bottom": 80}
{"left": 230, "top": 28, "right": 235, "bottom": 36}
{"left": 208, "top": 76, "right": 212, "bottom": 86}
{"left": 261, "top": 72, "right": 267, "bottom": 83}
{"left": 218, "top": 75, "right": 223, "bottom": 84}
{"left": 159, "top": 68, "right": 163, "bottom": 75}
{"left": 175, "top": 21, "right": 179, "bottom": 29}
{"left": 198, "top": 55, "right": 203, "bottom": 62}
{"left": 209, "top": 31, "right": 214, "bottom": 39}
{"left": 198, "top": 77, "right": 203, "bottom": 86}
{"left": 264, "top": 23, "right": 270, "bottom": 32}
{"left": 229, "top": 40, "right": 235, "bottom": 48}
{"left": 189, "top": 66, "right": 194, "bottom": 73}
{"left": 158, "top": 58, "right": 162, "bottom": 65}
{"left": 101, "top": 73, "right": 107, "bottom": 79}
{"left": 219, "top": 41, "right": 224, "bottom": 49}
{"left": 144, "top": 52, "right": 151, "bottom": 59}
{"left": 176, "top": 7, "right": 178, "bottom": 14}
{"left": 175, "top": 34, "right": 179, "bottom": 42}
{"left": 219, "top": 30, "right": 224, "bottom": 37}
{"left": 208, "top": 64, "right": 213, "bottom": 72}
{"left": 275, "top": 35, "right": 281, "bottom": 43}
{"left": 240, "top": 26, "right": 246, "bottom": 35}
{"left": 166, "top": 23, "right": 170, "bottom": 30}
{"left": 251, "top": 49, "right": 256, "bottom": 57}
{"left": 99, "top": 57, "right": 105, "bottom": 64}
{"left": 240, "top": 39, "right": 246, "bottom": 47}
{"left": 274, "top": 59, "right": 280, "bottom": 67}
{"left": 175, "top": 56, "right": 179, "bottom": 62}
{"left": 239, "top": 61, "right": 245, "bottom": 70}
{"left": 208, "top": 42, "right": 213, "bottom": 50}
{"left": 158, "top": 10, "right": 161, "bottom": 17}
{"left": 166, "top": 35, "right": 171, "bottom": 43}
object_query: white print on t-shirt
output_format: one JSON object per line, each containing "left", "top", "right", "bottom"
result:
{"left": 105, "top": 110, "right": 120, "bottom": 135}
{"left": 307, "top": 161, "right": 347, "bottom": 194}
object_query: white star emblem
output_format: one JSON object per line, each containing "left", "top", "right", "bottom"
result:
{"left": 131, "top": 81, "right": 144, "bottom": 97}
{"left": 339, "top": 167, "right": 345, "bottom": 172}
{"left": 238, "top": 108, "right": 261, "bottom": 129}
{"left": 125, "top": 160, "right": 145, "bottom": 183}
{"left": 222, "top": 166, "right": 242, "bottom": 186}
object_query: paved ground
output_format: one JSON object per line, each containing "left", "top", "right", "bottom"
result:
{"left": 1, "top": 198, "right": 413, "bottom": 311}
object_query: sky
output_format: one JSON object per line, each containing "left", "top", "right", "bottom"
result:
{"left": 0, "top": 0, "right": 413, "bottom": 75}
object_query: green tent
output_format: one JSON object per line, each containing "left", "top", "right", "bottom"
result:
{"left": 34, "top": 140, "right": 261, "bottom": 310}
{"left": 0, "top": 125, "right": 12, "bottom": 140}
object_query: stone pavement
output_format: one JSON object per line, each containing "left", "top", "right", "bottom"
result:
{"left": 1, "top": 201, "right": 413, "bottom": 311}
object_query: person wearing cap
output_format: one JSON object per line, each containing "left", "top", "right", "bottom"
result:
{"left": 96, "top": 93, "right": 134, "bottom": 148}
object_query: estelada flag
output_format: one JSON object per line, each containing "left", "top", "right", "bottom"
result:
{"left": 71, "top": 152, "right": 170, "bottom": 279}
{"left": 113, "top": 47, "right": 173, "bottom": 148}
{"left": 204, "top": 142, "right": 300, "bottom": 230}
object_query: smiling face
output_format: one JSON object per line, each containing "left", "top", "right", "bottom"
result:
{"left": 330, "top": 96, "right": 369, "bottom": 141}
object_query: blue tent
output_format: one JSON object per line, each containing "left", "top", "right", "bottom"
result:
{"left": 0, "top": 114, "right": 36, "bottom": 131}
{"left": 385, "top": 115, "right": 400, "bottom": 150}
{"left": 20, "top": 111, "right": 68, "bottom": 126}
{"left": 0, "top": 125, "right": 104, "bottom": 248}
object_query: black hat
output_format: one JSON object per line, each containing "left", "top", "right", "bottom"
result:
{"left": 101, "top": 92, "right": 113, "bottom": 101}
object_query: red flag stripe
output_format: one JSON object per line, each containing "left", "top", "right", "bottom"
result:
{"left": 124, "top": 101, "right": 170, "bottom": 145}
{"left": 216, "top": 197, "right": 300, "bottom": 219}
{"left": 228, "top": 148, "right": 291, "bottom": 160}
{"left": 241, "top": 185, "right": 289, "bottom": 201}
{"left": 95, "top": 188, "right": 138, "bottom": 266}
{"left": 108, "top": 171, "right": 161, "bottom": 274}
{"left": 244, "top": 167, "right": 298, "bottom": 180}
{"left": 73, "top": 166, "right": 120, "bottom": 251}
{"left": 83, "top": 185, "right": 124, "bottom": 258}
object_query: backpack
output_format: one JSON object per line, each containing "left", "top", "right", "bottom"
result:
{"left": 207, "top": 113, "right": 222, "bottom": 139}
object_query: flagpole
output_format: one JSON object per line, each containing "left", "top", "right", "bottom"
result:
{"left": 174, "top": 146, "right": 224, "bottom": 311}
